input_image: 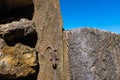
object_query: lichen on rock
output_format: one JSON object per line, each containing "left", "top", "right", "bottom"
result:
{"left": 0, "top": 43, "right": 38, "bottom": 79}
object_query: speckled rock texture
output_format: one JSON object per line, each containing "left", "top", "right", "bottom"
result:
{"left": 2, "top": 0, "right": 120, "bottom": 80}
{"left": 64, "top": 28, "right": 120, "bottom": 80}
{"left": 0, "top": 43, "right": 37, "bottom": 79}
{"left": 33, "top": 0, "right": 63, "bottom": 80}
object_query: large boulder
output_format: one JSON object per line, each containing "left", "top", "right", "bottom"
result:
{"left": 0, "top": 42, "right": 38, "bottom": 79}
{"left": 64, "top": 28, "right": 120, "bottom": 80}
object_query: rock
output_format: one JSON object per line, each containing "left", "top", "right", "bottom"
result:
{"left": 33, "top": 0, "right": 63, "bottom": 80}
{"left": 64, "top": 28, "right": 120, "bottom": 80}
{"left": 1, "top": 0, "right": 120, "bottom": 80}
{"left": 0, "top": 38, "right": 6, "bottom": 50}
{"left": 0, "top": 0, "right": 64, "bottom": 80}
{"left": 0, "top": 43, "right": 37, "bottom": 79}
{"left": 0, "top": 19, "right": 36, "bottom": 41}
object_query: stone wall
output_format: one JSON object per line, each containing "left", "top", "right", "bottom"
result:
{"left": 0, "top": 0, "right": 120, "bottom": 80}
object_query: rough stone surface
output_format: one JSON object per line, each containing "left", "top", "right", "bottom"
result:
{"left": 0, "top": 43, "right": 37, "bottom": 79}
{"left": 33, "top": 0, "right": 63, "bottom": 80}
{"left": 0, "top": 19, "right": 36, "bottom": 41}
{"left": 0, "top": 0, "right": 120, "bottom": 80}
{"left": 0, "top": 38, "right": 6, "bottom": 50}
{"left": 64, "top": 28, "right": 120, "bottom": 80}
{"left": 0, "top": 0, "right": 64, "bottom": 80}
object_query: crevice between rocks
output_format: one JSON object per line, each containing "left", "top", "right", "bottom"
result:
{"left": 5, "top": 32, "right": 38, "bottom": 48}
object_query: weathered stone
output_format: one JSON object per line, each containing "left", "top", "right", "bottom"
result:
{"left": 0, "top": 19, "right": 36, "bottom": 41}
{"left": 0, "top": 43, "right": 37, "bottom": 79}
{"left": 0, "top": 38, "right": 6, "bottom": 50}
{"left": 1, "top": 0, "right": 120, "bottom": 80}
{"left": 64, "top": 28, "right": 120, "bottom": 80}
{"left": 33, "top": 0, "right": 63, "bottom": 80}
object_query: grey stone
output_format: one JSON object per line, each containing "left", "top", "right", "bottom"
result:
{"left": 65, "top": 28, "right": 120, "bottom": 80}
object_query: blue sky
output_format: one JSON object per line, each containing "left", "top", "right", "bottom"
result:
{"left": 60, "top": 0, "right": 120, "bottom": 33}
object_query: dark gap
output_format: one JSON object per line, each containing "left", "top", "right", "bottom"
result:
{"left": 62, "top": 28, "right": 65, "bottom": 31}
{"left": 0, "top": 3, "right": 34, "bottom": 24}
{"left": 5, "top": 32, "right": 38, "bottom": 48}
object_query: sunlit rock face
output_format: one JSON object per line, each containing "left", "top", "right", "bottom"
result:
{"left": 0, "top": 42, "right": 38, "bottom": 79}
{"left": 33, "top": 0, "right": 63, "bottom": 80}
{"left": 64, "top": 28, "right": 120, "bottom": 80}
{"left": 0, "top": 0, "right": 120, "bottom": 80}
